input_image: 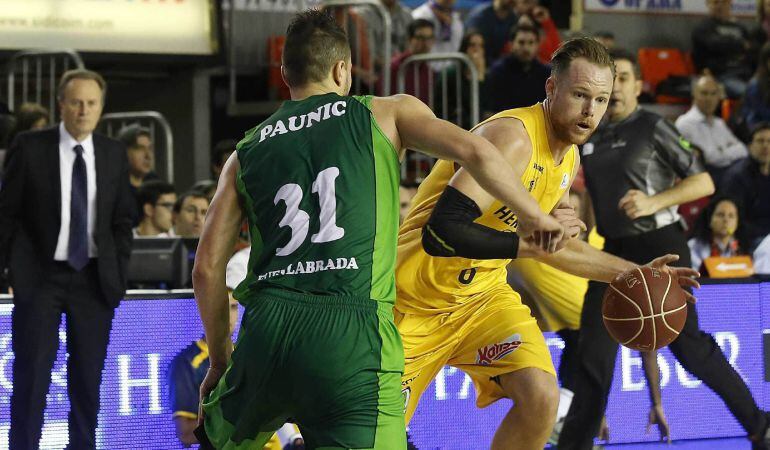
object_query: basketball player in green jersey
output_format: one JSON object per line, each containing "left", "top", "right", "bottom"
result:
{"left": 192, "top": 10, "right": 568, "bottom": 450}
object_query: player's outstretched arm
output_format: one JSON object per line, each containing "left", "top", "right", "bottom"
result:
{"left": 372, "top": 94, "right": 563, "bottom": 251}
{"left": 193, "top": 152, "right": 245, "bottom": 378}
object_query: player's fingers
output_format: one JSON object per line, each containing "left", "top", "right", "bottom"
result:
{"left": 684, "top": 291, "right": 698, "bottom": 304}
{"left": 677, "top": 275, "right": 700, "bottom": 289}
{"left": 672, "top": 266, "right": 700, "bottom": 279}
{"left": 651, "top": 254, "right": 679, "bottom": 267}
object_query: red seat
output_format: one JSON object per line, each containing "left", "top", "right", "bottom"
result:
{"left": 637, "top": 48, "right": 694, "bottom": 104}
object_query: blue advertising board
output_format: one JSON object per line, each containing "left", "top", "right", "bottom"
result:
{"left": 0, "top": 282, "right": 768, "bottom": 448}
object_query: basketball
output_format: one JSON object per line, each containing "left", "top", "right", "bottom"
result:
{"left": 602, "top": 266, "right": 688, "bottom": 352}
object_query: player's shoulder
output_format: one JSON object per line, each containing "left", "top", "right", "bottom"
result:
{"left": 474, "top": 116, "right": 531, "bottom": 156}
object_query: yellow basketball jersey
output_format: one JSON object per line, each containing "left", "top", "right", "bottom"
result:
{"left": 396, "top": 103, "right": 577, "bottom": 314}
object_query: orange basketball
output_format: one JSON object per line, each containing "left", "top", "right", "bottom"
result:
{"left": 602, "top": 266, "right": 688, "bottom": 352}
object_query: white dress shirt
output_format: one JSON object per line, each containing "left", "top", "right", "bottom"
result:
{"left": 54, "top": 122, "right": 98, "bottom": 260}
{"left": 675, "top": 106, "right": 748, "bottom": 168}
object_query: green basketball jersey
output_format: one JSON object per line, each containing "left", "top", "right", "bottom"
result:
{"left": 234, "top": 93, "right": 400, "bottom": 305}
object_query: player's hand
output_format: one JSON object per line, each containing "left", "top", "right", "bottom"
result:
{"left": 647, "top": 404, "right": 671, "bottom": 443}
{"left": 551, "top": 202, "right": 587, "bottom": 242}
{"left": 646, "top": 254, "right": 700, "bottom": 303}
{"left": 198, "top": 366, "right": 226, "bottom": 426}
{"left": 618, "top": 189, "right": 660, "bottom": 220}
{"left": 519, "top": 212, "right": 565, "bottom": 254}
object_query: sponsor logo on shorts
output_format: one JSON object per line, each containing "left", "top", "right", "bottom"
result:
{"left": 476, "top": 334, "right": 522, "bottom": 366}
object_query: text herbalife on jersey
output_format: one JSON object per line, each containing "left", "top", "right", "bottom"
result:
{"left": 257, "top": 257, "right": 359, "bottom": 281}
{"left": 259, "top": 101, "right": 348, "bottom": 142}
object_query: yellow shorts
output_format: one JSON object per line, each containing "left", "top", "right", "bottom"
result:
{"left": 396, "top": 285, "right": 556, "bottom": 423}
{"left": 506, "top": 259, "right": 586, "bottom": 331}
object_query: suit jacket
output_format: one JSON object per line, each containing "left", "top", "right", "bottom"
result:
{"left": 0, "top": 126, "right": 135, "bottom": 308}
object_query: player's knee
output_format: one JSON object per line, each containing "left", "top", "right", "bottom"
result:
{"left": 503, "top": 370, "right": 559, "bottom": 429}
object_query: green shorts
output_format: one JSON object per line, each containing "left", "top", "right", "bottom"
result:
{"left": 202, "top": 289, "right": 406, "bottom": 450}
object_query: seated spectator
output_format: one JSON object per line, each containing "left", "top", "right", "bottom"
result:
{"left": 754, "top": 233, "right": 770, "bottom": 273}
{"left": 484, "top": 23, "right": 549, "bottom": 114}
{"left": 167, "top": 251, "right": 304, "bottom": 449}
{"left": 720, "top": 123, "right": 770, "bottom": 243}
{"left": 676, "top": 74, "right": 748, "bottom": 185}
{"left": 385, "top": 19, "right": 435, "bottom": 104}
{"left": 593, "top": 30, "right": 615, "bottom": 50}
{"left": 741, "top": 42, "right": 770, "bottom": 131}
{"left": 464, "top": 0, "right": 518, "bottom": 66}
{"left": 412, "top": 0, "right": 463, "bottom": 71}
{"left": 172, "top": 191, "right": 209, "bottom": 238}
{"left": 355, "top": 0, "right": 414, "bottom": 63}
{"left": 513, "top": 1, "right": 561, "bottom": 64}
{"left": 117, "top": 124, "right": 159, "bottom": 190}
{"left": 2, "top": 103, "right": 49, "bottom": 171}
{"left": 687, "top": 196, "right": 750, "bottom": 272}
{"left": 692, "top": 0, "right": 751, "bottom": 98}
{"left": 211, "top": 139, "right": 237, "bottom": 180}
{"left": 433, "top": 31, "right": 486, "bottom": 129}
{"left": 192, "top": 179, "right": 217, "bottom": 203}
{"left": 134, "top": 180, "right": 177, "bottom": 237}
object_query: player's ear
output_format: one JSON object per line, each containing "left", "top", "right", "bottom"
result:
{"left": 545, "top": 76, "right": 555, "bottom": 99}
{"left": 633, "top": 78, "right": 643, "bottom": 97}
{"left": 332, "top": 60, "right": 346, "bottom": 88}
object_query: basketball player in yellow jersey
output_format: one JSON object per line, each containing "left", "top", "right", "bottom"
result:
{"left": 395, "top": 38, "right": 701, "bottom": 450}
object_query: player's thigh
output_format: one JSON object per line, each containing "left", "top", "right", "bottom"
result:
{"left": 295, "top": 306, "right": 406, "bottom": 449}
{"left": 450, "top": 288, "right": 556, "bottom": 408}
{"left": 396, "top": 309, "right": 457, "bottom": 423}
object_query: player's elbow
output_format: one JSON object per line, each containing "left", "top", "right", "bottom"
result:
{"left": 421, "top": 223, "right": 457, "bottom": 257}
{"left": 192, "top": 257, "right": 217, "bottom": 287}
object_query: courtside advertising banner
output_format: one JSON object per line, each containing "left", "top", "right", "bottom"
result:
{"left": 0, "top": 0, "right": 218, "bottom": 54}
{"left": 0, "top": 282, "right": 767, "bottom": 448}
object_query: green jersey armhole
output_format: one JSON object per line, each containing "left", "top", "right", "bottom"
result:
{"left": 352, "top": 95, "right": 399, "bottom": 158}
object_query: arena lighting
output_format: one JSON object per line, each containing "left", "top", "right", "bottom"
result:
{"left": 0, "top": 283, "right": 767, "bottom": 448}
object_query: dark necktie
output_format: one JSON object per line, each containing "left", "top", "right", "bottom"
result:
{"left": 68, "top": 144, "right": 89, "bottom": 271}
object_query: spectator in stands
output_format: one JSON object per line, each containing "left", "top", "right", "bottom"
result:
{"left": 168, "top": 248, "right": 304, "bottom": 449}
{"left": 511, "top": 0, "right": 561, "bottom": 64}
{"left": 754, "top": 232, "right": 770, "bottom": 273}
{"left": 676, "top": 74, "right": 748, "bottom": 184}
{"left": 118, "top": 124, "right": 159, "bottom": 191}
{"left": 412, "top": 0, "right": 463, "bottom": 71}
{"left": 2, "top": 103, "right": 49, "bottom": 171}
{"left": 720, "top": 123, "right": 770, "bottom": 243}
{"left": 741, "top": 42, "right": 770, "bottom": 131}
{"left": 355, "top": 0, "right": 413, "bottom": 59}
{"left": 386, "top": 19, "right": 435, "bottom": 104}
{"left": 211, "top": 139, "right": 237, "bottom": 180}
{"left": 593, "top": 31, "right": 615, "bottom": 50}
{"left": 484, "top": 23, "right": 549, "bottom": 114}
{"left": 0, "top": 69, "right": 135, "bottom": 450}
{"left": 8, "top": 102, "right": 49, "bottom": 142}
{"left": 172, "top": 191, "right": 209, "bottom": 238}
{"left": 134, "top": 180, "right": 177, "bottom": 237}
{"left": 433, "top": 30, "right": 486, "bottom": 128}
{"left": 692, "top": 0, "right": 751, "bottom": 98}
{"left": 192, "top": 179, "right": 217, "bottom": 203}
{"left": 688, "top": 197, "right": 750, "bottom": 272}
{"left": 464, "top": 0, "right": 518, "bottom": 66}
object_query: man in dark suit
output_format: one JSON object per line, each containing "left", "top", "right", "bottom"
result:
{"left": 0, "top": 69, "right": 135, "bottom": 449}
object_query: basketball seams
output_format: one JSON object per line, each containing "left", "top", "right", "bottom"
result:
{"left": 637, "top": 267, "right": 657, "bottom": 350}
{"left": 605, "top": 284, "right": 645, "bottom": 345}
{"left": 658, "top": 272, "right": 681, "bottom": 336}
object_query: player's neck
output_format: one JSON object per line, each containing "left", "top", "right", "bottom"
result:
{"left": 290, "top": 81, "right": 344, "bottom": 101}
